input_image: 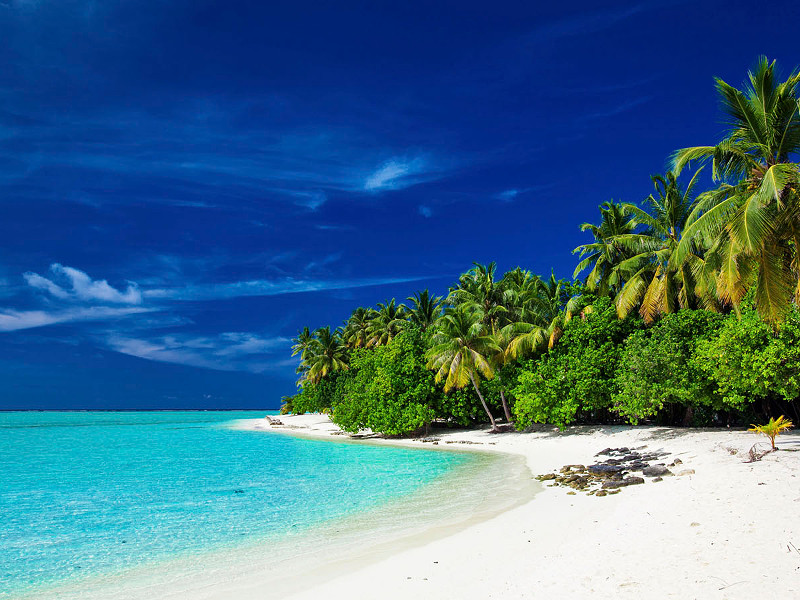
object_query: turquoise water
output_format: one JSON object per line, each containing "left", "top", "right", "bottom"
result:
{"left": 0, "top": 411, "right": 476, "bottom": 597}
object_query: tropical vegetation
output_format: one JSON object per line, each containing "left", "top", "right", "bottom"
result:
{"left": 282, "top": 58, "right": 800, "bottom": 436}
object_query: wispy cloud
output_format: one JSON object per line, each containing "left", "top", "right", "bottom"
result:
{"left": 0, "top": 102, "right": 452, "bottom": 210}
{"left": 525, "top": 4, "right": 646, "bottom": 44}
{"left": 24, "top": 263, "right": 142, "bottom": 304}
{"left": 492, "top": 185, "right": 554, "bottom": 202}
{"left": 105, "top": 332, "right": 289, "bottom": 373}
{"left": 144, "top": 274, "right": 438, "bottom": 302}
{"left": 363, "top": 157, "right": 432, "bottom": 191}
{"left": 0, "top": 306, "right": 154, "bottom": 332}
{"left": 0, "top": 263, "right": 155, "bottom": 332}
{"left": 579, "top": 96, "right": 652, "bottom": 122}
{"left": 495, "top": 189, "right": 519, "bottom": 202}
{"left": 314, "top": 223, "right": 355, "bottom": 231}
{"left": 14, "top": 261, "right": 439, "bottom": 306}
{"left": 304, "top": 252, "right": 343, "bottom": 272}
{"left": 286, "top": 190, "right": 327, "bottom": 211}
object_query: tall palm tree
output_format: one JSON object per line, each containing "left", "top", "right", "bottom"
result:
{"left": 302, "top": 326, "right": 349, "bottom": 384}
{"left": 502, "top": 272, "right": 581, "bottom": 358}
{"left": 488, "top": 327, "right": 515, "bottom": 423}
{"left": 614, "top": 169, "right": 717, "bottom": 323}
{"left": 291, "top": 326, "right": 314, "bottom": 358}
{"left": 573, "top": 200, "right": 638, "bottom": 296}
{"left": 291, "top": 326, "right": 314, "bottom": 385}
{"left": 426, "top": 306, "right": 502, "bottom": 431}
{"left": 343, "top": 307, "right": 376, "bottom": 348}
{"left": 407, "top": 289, "right": 443, "bottom": 331}
{"left": 672, "top": 56, "right": 800, "bottom": 323}
{"left": 449, "top": 262, "right": 511, "bottom": 334}
{"left": 366, "top": 299, "right": 407, "bottom": 347}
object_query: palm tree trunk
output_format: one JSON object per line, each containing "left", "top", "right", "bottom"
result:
{"left": 469, "top": 372, "right": 498, "bottom": 431}
{"left": 682, "top": 405, "right": 693, "bottom": 427}
{"left": 500, "top": 389, "right": 513, "bottom": 424}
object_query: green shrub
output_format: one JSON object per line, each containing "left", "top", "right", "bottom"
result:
{"left": 289, "top": 373, "right": 343, "bottom": 414}
{"left": 512, "top": 297, "right": 638, "bottom": 428}
{"left": 695, "top": 305, "right": 800, "bottom": 409}
{"left": 331, "top": 328, "right": 437, "bottom": 435}
{"left": 613, "top": 310, "right": 724, "bottom": 424}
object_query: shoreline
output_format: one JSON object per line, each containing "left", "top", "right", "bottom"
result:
{"left": 246, "top": 414, "right": 800, "bottom": 600}
{"left": 20, "top": 415, "right": 535, "bottom": 600}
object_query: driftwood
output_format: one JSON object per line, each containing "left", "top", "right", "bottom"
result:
{"left": 743, "top": 442, "right": 772, "bottom": 463}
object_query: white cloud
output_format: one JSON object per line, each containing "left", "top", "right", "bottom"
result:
{"left": 3, "top": 100, "right": 455, "bottom": 206}
{"left": 495, "top": 189, "right": 519, "bottom": 202}
{"left": 0, "top": 306, "right": 154, "bottom": 332}
{"left": 492, "top": 185, "right": 554, "bottom": 202}
{"left": 364, "top": 157, "right": 428, "bottom": 191}
{"left": 314, "top": 224, "right": 354, "bottom": 231}
{"left": 144, "top": 275, "right": 436, "bottom": 301}
{"left": 289, "top": 190, "right": 327, "bottom": 210}
{"left": 304, "top": 252, "right": 343, "bottom": 272}
{"left": 24, "top": 263, "right": 142, "bottom": 304}
{"left": 23, "top": 272, "right": 71, "bottom": 299}
{"left": 214, "top": 332, "right": 285, "bottom": 357}
{"left": 105, "top": 332, "right": 288, "bottom": 372}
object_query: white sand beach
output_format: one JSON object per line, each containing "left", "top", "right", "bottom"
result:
{"left": 238, "top": 414, "right": 800, "bottom": 600}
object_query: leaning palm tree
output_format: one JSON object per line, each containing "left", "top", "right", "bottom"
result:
{"left": 614, "top": 169, "right": 718, "bottom": 323}
{"left": 407, "top": 289, "right": 443, "bottom": 331}
{"left": 426, "top": 306, "right": 502, "bottom": 431}
{"left": 302, "top": 326, "right": 349, "bottom": 384}
{"left": 366, "top": 299, "right": 407, "bottom": 347}
{"left": 573, "top": 200, "right": 639, "bottom": 296}
{"left": 672, "top": 56, "right": 800, "bottom": 323}
{"left": 343, "top": 307, "right": 376, "bottom": 348}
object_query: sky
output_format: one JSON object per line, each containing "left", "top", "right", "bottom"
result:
{"left": 1, "top": 0, "right": 799, "bottom": 408}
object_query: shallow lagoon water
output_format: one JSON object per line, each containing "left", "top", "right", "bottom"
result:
{"left": 0, "top": 412, "right": 532, "bottom": 599}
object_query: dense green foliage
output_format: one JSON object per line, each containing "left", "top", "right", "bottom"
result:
{"left": 289, "top": 372, "right": 342, "bottom": 414}
{"left": 283, "top": 58, "right": 800, "bottom": 433}
{"left": 312, "top": 328, "right": 489, "bottom": 435}
{"left": 614, "top": 310, "right": 724, "bottom": 424}
{"left": 512, "top": 298, "right": 638, "bottom": 428}
{"left": 332, "top": 328, "right": 437, "bottom": 435}
{"left": 696, "top": 305, "right": 800, "bottom": 411}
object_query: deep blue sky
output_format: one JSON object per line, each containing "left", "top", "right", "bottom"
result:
{"left": 1, "top": 0, "right": 798, "bottom": 408}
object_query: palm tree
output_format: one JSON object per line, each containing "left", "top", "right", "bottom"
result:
{"left": 672, "top": 56, "right": 800, "bottom": 323}
{"left": 291, "top": 326, "right": 314, "bottom": 383}
{"left": 407, "top": 289, "right": 443, "bottom": 331}
{"left": 449, "top": 262, "right": 511, "bottom": 334}
{"left": 302, "top": 326, "right": 349, "bottom": 384}
{"left": 366, "top": 299, "right": 407, "bottom": 347}
{"left": 573, "top": 200, "right": 638, "bottom": 296}
{"left": 488, "top": 327, "right": 515, "bottom": 423}
{"left": 426, "top": 306, "right": 502, "bottom": 431}
{"left": 291, "top": 326, "right": 314, "bottom": 358}
{"left": 503, "top": 272, "right": 581, "bottom": 358}
{"left": 343, "top": 307, "right": 376, "bottom": 348}
{"left": 614, "top": 169, "right": 717, "bottom": 323}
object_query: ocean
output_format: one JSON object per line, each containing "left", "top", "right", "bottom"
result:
{"left": 0, "top": 411, "right": 526, "bottom": 599}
